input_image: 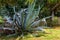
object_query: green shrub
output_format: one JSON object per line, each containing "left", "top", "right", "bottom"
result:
{"left": 52, "top": 17, "right": 58, "bottom": 26}
{"left": 0, "top": 16, "right": 4, "bottom": 24}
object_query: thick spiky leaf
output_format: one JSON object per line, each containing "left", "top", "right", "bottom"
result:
{"left": 25, "top": 1, "right": 40, "bottom": 29}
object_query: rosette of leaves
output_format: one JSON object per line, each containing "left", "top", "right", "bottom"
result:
{"left": 13, "top": 0, "right": 44, "bottom": 33}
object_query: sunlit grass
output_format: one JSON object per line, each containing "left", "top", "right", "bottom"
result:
{"left": 0, "top": 28, "right": 60, "bottom": 40}
{"left": 18, "top": 28, "right": 60, "bottom": 40}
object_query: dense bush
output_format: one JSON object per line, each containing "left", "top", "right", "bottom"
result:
{"left": 52, "top": 17, "right": 58, "bottom": 26}
{"left": 0, "top": 16, "right": 4, "bottom": 24}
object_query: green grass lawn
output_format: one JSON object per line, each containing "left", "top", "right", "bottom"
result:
{"left": 20, "top": 29, "right": 60, "bottom": 40}
{"left": 0, "top": 27, "right": 60, "bottom": 40}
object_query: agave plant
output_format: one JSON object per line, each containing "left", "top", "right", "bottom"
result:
{"left": 12, "top": 0, "right": 44, "bottom": 34}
